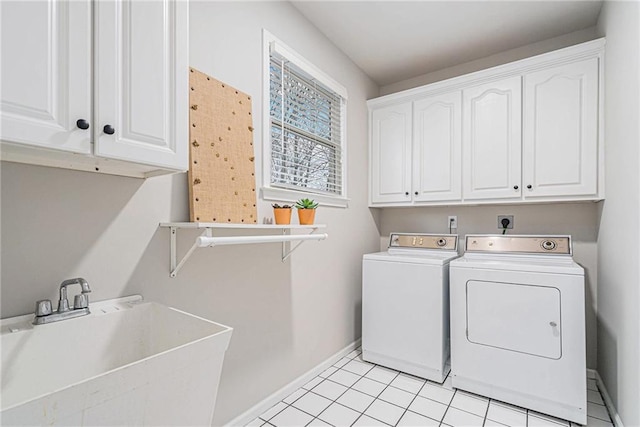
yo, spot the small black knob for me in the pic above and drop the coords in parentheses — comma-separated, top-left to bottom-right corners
(414, 191, 418, 195)
(527, 184, 532, 190)
(405, 192, 409, 196)
(103, 124, 115, 135)
(76, 119, 90, 130)
(513, 185, 519, 190)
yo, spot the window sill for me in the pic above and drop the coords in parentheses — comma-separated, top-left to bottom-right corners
(261, 186, 349, 208)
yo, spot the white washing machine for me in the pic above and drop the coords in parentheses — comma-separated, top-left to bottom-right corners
(362, 233, 459, 383)
(449, 235, 586, 424)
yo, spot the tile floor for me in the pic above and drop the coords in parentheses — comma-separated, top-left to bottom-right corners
(247, 347, 614, 427)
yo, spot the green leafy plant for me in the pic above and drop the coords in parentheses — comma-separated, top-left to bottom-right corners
(295, 198, 318, 209)
(272, 203, 292, 209)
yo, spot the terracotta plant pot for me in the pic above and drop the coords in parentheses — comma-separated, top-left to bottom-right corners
(297, 208, 316, 225)
(273, 208, 292, 225)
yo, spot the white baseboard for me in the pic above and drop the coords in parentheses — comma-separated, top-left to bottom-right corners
(589, 369, 624, 427)
(224, 339, 361, 427)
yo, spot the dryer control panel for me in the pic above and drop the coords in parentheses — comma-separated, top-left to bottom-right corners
(389, 233, 457, 250)
(465, 235, 571, 255)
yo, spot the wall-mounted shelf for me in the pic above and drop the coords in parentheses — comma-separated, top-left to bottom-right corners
(159, 223, 328, 277)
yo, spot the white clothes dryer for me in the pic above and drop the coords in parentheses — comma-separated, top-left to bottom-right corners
(449, 235, 586, 424)
(362, 233, 459, 383)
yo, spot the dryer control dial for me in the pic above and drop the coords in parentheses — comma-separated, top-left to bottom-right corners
(541, 240, 557, 251)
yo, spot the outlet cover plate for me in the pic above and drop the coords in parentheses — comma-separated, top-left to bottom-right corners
(498, 215, 514, 229)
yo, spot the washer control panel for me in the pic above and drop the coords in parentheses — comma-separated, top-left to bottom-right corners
(389, 233, 457, 250)
(465, 235, 571, 255)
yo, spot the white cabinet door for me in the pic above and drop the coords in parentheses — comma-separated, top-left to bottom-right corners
(523, 58, 599, 198)
(463, 76, 522, 201)
(0, 0, 92, 153)
(371, 103, 412, 204)
(413, 92, 462, 202)
(94, 0, 188, 170)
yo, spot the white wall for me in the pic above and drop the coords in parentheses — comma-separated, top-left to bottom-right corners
(596, 1, 640, 425)
(378, 203, 600, 369)
(0, 2, 379, 425)
(380, 27, 600, 95)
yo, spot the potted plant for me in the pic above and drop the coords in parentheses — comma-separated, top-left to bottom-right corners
(272, 203, 293, 225)
(295, 198, 318, 225)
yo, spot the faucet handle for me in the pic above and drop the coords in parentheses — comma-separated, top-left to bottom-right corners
(35, 300, 53, 317)
(74, 294, 89, 309)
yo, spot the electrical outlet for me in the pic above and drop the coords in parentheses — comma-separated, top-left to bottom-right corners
(448, 216, 458, 229)
(497, 215, 514, 229)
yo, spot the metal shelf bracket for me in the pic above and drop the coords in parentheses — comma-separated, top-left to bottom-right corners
(163, 223, 327, 278)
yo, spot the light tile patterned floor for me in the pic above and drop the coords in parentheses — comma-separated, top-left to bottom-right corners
(247, 347, 614, 427)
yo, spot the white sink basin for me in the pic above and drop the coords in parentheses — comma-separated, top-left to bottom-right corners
(1, 295, 232, 426)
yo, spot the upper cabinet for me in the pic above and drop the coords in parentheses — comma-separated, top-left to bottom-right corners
(0, 0, 189, 178)
(413, 91, 462, 202)
(368, 38, 604, 207)
(462, 76, 522, 201)
(370, 103, 412, 204)
(0, 1, 92, 154)
(522, 58, 599, 198)
(94, 0, 188, 170)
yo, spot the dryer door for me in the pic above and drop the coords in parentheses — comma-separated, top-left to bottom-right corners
(466, 280, 561, 359)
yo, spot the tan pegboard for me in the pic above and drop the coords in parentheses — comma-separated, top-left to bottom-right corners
(188, 68, 257, 223)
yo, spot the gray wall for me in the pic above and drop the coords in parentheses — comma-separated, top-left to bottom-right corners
(0, 2, 379, 425)
(596, 1, 640, 425)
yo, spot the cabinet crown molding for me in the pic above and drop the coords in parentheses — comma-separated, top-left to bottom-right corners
(368, 38, 605, 108)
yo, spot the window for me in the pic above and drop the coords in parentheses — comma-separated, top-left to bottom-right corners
(263, 32, 348, 206)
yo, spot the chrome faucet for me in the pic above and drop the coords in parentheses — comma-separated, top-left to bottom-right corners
(33, 278, 92, 325)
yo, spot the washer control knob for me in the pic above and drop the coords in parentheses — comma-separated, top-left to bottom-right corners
(436, 238, 447, 247)
(541, 240, 557, 251)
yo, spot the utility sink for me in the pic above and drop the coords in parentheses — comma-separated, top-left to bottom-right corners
(1, 295, 232, 426)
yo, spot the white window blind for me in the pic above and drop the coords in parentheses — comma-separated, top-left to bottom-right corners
(269, 48, 345, 196)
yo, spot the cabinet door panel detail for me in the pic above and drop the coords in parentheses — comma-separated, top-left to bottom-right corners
(413, 92, 461, 201)
(371, 104, 412, 203)
(463, 77, 522, 201)
(95, 0, 188, 170)
(0, 0, 91, 153)
(523, 58, 598, 197)
(125, 1, 167, 144)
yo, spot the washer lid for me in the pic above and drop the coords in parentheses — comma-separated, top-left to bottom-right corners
(364, 250, 459, 265)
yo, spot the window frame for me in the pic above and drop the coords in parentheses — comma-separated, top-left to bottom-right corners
(261, 29, 349, 208)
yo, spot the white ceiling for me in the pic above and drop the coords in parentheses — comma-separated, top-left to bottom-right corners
(291, 0, 603, 86)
